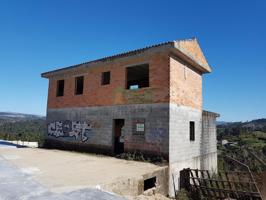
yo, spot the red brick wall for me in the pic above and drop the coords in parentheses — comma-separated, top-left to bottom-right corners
(46, 50, 203, 110)
(47, 52, 170, 109)
(176, 39, 208, 66)
(169, 56, 202, 110)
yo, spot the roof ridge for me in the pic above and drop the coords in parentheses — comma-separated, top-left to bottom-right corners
(41, 41, 174, 77)
(174, 37, 196, 42)
(41, 38, 211, 78)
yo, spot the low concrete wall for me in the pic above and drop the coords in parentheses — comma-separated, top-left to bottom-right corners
(7, 141, 38, 148)
(102, 166, 169, 197)
(142, 166, 169, 196)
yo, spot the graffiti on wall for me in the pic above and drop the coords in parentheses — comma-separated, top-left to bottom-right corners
(47, 120, 93, 142)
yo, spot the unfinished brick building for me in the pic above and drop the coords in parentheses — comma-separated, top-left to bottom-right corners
(41, 38, 219, 196)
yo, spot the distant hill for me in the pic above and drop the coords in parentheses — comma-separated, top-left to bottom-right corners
(241, 119, 266, 129)
(216, 121, 228, 125)
(218, 119, 266, 130)
(0, 112, 45, 125)
(217, 118, 266, 138)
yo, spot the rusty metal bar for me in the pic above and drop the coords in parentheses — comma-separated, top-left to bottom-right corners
(202, 170, 214, 198)
(206, 170, 217, 197)
(194, 169, 206, 197)
(225, 155, 263, 199)
(190, 177, 257, 186)
(196, 185, 261, 198)
(218, 172, 228, 198)
(186, 166, 262, 199)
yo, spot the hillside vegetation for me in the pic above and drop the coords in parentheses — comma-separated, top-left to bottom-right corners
(217, 118, 266, 151)
(0, 112, 46, 146)
(217, 118, 266, 137)
(217, 118, 266, 172)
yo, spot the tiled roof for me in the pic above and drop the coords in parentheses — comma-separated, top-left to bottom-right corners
(41, 38, 211, 78)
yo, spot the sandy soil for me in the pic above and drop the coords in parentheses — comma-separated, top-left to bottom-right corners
(129, 194, 171, 200)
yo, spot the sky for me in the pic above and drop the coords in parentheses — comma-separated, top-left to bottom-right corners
(0, 0, 265, 121)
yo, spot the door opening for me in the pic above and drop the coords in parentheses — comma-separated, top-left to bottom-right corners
(113, 119, 125, 155)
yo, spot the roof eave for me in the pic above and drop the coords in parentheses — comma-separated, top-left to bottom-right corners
(203, 110, 220, 118)
(41, 73, 49, 78)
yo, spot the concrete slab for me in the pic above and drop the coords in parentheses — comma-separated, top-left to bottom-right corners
(0, 155, 123, 200)
(0, 148, 167, 199)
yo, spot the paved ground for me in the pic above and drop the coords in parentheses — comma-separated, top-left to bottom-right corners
(0, 156, 124, 200)
(0, 141, 163, 200)
(0, 141, 125, 200)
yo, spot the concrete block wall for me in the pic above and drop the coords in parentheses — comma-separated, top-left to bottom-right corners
(168, 104, 202, 196)
(168, 106, 218, 197)
(169, 105, 203, 163)
(46, 103, 169, 158)
(201, 111, 218, 172)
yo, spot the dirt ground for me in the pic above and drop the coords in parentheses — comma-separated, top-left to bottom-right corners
(0, 148, 166, 198)
(129, 194, 171, 200)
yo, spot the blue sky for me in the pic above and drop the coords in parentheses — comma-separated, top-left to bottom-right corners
(0, 0, 265, 121)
